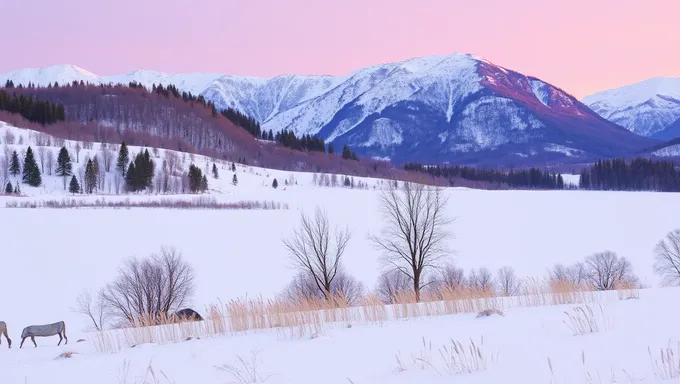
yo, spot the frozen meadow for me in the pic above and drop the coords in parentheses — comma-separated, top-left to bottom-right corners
(0, 122, 680, 383)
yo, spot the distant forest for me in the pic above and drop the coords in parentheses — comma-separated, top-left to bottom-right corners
(404, 163, 566, 190)
(579, 158, 680, 192)
(0, 89, 66, 125)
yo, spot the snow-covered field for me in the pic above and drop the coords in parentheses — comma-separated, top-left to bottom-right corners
(1, 121, 679, 383)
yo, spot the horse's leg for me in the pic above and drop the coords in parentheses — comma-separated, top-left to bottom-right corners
(63, 330, 68, 345)
(20, 337, 26, 348)
(3, 328, 10, 349)
(31, 336, 37, 347)
(57, 333, 62, 346)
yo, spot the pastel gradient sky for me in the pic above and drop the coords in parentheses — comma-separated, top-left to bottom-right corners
(2, 0, 679, 98)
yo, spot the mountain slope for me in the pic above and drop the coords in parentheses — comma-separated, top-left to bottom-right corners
(581, 77, 680, 137)
(1, 57, 657, 166)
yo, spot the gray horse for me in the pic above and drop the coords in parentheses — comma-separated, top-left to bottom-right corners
(0, 321, 11, 348)
(20, 321, 67, 348)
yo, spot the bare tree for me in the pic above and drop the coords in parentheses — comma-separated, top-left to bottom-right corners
(428, 263, 466, 294)
(585, 250, 637, 291)
(37, 146, 46, 174)
(45, 148, 54, 175)
(370, 181, 453, 302)
(551, 262, 588, 285)
(496, 266, 520, 296)
(653, 229, 680, 286)
(468, 267, 494, 293)
(101, 143, 114, 172)
(73, 289, 109, 331)
(100, 247, 195, 325)
(74, 141, 82, 163)
(375, 270, 411, 303)
(3, 130, 15, 145)
(284, 269, 364, 305)
(282, 206, 351, 301)
(0, 156, 8, 188)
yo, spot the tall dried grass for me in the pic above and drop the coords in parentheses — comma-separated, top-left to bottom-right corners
(397, 336, 497, 376)
(562, 305, 612, 336)
(90, 277, 634, 353)
(649, 340, 680, 380)
(5, 197, 288, 210)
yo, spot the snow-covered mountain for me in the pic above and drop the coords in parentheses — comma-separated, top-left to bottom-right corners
(581, 77, 680, 138)
(1, 56, 656, 166)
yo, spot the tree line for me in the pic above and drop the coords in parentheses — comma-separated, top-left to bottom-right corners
(404, 162, 565, 189)
(0, 90, 66, 125)
(578, 157, 680, 192)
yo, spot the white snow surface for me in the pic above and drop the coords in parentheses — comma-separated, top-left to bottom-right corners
(1, 121, 679, 383)
(582, 77, 680, 136)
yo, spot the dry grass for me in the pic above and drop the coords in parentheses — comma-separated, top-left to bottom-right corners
(396, 336, 497, 376)
(5, 197, 288, 210)
(90, 277, 633, 353)
(117, 359, 174, 384)
(476, 309, 504, 318)
(216, 350, 274, 383)
(649, 340, 680, 380)
(562, 305, 612, 336)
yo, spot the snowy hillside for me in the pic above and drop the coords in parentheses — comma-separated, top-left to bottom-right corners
(1, 121, 680, 383)
(1, 55, 654, 166)
(582, 77, 680, 137)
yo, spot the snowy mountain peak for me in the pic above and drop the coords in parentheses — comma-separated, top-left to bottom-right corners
(581, 77, 680, 137)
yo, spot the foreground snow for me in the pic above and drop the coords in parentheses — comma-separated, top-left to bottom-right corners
(1, 288, 679, 383)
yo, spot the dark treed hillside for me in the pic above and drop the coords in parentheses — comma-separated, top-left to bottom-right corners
(0, 89, 66, 125)
(404, 162, 565, 189)
(579, 157, 680, 192)
(0, 83, 443, 185)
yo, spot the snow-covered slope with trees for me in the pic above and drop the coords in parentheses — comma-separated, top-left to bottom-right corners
(0, 121, 679, 383)
(582, 77, 680, 138)
(1, 56, 656, 167)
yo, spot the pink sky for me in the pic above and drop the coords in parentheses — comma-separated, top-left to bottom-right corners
(2, 0, 679, 98)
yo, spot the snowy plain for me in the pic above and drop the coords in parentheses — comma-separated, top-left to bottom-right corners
(0, 121, 680, 383)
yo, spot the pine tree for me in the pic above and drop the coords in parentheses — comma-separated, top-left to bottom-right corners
(9, 151, 20, 176)
(69, 175, 80, 195)
(125, 162, 137, 192)
(116, 141, 130, 176)
(93, 155, 101, 188)
(55, 146, 73, 190)
(232, 173, 238, 186)
(14, 183, 20, 194)
(344, 176, 350, 187)
(201, 175, 208, 192)
(22, 147, 41, 187)
(85, 159, 97, 193)
(231, 162, 236, 172)
(212, 163, 219, 179)
(5, 181, 12, 194)
(188, 164, 203, 193)
(272, 178, 278, 189)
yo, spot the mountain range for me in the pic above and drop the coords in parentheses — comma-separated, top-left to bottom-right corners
(2, 55, 678, 167)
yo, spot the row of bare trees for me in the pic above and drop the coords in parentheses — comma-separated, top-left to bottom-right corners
(282, 181, 453, 303)
(281, 180, 680, 306)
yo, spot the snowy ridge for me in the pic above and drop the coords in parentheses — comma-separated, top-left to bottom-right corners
(582, 77, 680, 137)
(0, 55, 654, 166)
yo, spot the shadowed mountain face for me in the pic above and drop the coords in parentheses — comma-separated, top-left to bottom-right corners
(1, 55, 657, 166)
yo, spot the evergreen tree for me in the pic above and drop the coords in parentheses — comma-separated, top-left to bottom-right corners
(232, 173, 238, 186)
(125, 162, 137, 192)
(201, 175, 208, 192)
(14, 183, 20, 194)
(344, 176, 350, 187)
(116, 141, 129, 176)
(188, 164, 203, 193)
(5, 181, 12, 194)
(272, 178, 278, 189)
(9, 151, 20, 176)
(56, 147, 72, 176)
(93, 155, 101, 187)
(212, 163, 219, 179)
(328, 143, 334, 155)
(22, 147, 41, 187)
(69, 175, 80, 195)
(85, 159, 97, 193)
(55, 146, 73, 190)
(231, 162, 236, 172)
